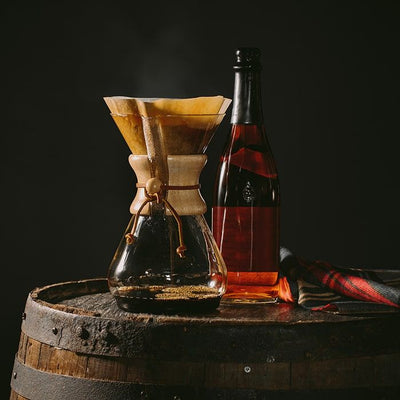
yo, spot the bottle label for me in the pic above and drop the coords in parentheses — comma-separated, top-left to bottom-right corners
(225, 148, 278, 178)
(212, 206, 279, 272)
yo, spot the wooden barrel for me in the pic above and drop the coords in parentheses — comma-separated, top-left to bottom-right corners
(10, 278, 400, 400)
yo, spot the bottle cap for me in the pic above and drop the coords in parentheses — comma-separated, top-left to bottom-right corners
(234, 47, 262, 70)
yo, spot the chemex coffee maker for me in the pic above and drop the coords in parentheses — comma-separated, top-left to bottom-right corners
(104, 96, 231, 313)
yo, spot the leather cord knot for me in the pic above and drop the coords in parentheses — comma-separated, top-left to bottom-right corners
(125, 178, 199, 258)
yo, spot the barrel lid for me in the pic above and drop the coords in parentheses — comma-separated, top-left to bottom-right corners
(19, 278, 400, 361)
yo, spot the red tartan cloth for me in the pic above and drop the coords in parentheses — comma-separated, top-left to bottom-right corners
(278, 247, 400, 314)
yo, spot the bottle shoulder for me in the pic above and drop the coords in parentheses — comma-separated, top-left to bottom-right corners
(224, 124, 271, 150)
(219, 123, 278, 175)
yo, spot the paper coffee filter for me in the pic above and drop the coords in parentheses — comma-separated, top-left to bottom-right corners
(135, 96, 231, 116)
(111, 113, 147, 154)
(104, 96, 231, 116)
(103, 96, 139, 115)
(103, 96, 231, 154)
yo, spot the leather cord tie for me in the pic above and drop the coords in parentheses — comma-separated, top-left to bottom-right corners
(125, 178, 200, 258)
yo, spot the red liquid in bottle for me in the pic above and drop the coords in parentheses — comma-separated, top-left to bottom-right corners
(213, 126, 280, 302)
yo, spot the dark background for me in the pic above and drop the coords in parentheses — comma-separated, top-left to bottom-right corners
(1, 0, 399, 396)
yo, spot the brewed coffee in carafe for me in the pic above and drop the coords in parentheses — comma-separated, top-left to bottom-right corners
(104, 96, 231, 313)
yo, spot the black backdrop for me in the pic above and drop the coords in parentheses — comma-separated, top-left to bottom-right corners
(2, 0, 399, 396)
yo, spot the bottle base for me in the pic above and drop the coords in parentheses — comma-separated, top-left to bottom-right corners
(222, 287, 278, 304)
(222, 271, 279, 304)
(221, 296, 278, 304)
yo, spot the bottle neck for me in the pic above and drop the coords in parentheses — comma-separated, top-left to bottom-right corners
(230, 68, 264, 125)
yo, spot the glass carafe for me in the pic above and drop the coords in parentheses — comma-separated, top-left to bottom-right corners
(105, 110, 228, 313)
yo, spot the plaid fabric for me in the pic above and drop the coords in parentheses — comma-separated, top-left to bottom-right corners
(279, 247, 400, 314)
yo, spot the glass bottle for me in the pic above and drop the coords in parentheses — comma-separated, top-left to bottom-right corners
(212, 48, 280, 302)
